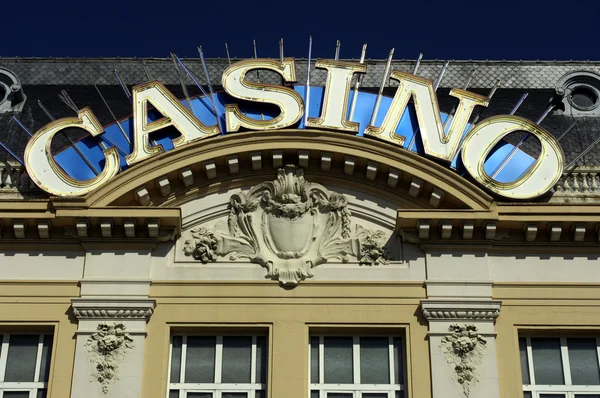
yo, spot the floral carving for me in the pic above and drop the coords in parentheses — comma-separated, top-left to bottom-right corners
(86, 322, 134, 394)
(182, 166, 391, 286)
(440, 323, 487, 397)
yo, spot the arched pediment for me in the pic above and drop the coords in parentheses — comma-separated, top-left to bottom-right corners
(76, 129, 494, 211)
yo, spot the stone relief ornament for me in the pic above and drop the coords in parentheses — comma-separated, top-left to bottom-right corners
(441, 323, 487, 397)
(183, 165, 390, 286)
(85, 322, 134, 394)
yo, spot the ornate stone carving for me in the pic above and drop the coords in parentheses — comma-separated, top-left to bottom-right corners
(422, 309, 500, 321)
(73, 308, 154, 319)
(441, 324, 487, 397)
(86, 322, 134, 394)
(183, 166, 390, 286)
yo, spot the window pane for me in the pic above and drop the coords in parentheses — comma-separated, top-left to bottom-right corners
(531, 338, 564, 385)
(187, 394, 212, 398)
(311, 336, 319, 383)
(256, 391, 266, 398)
(256, 336, 267, 384)
(324, 336, 353, 384)
(39, 334, 53, 383)
(395, 392, 403, 398)
(222, 336, 252, 383)
(519, 338, 530, 384)
(568, 338, 600, 385)
(37, 390, 48, 398)
(169, 390, 180, 398)
(363, 394, 388, 398)
(5, 334, 39, 382)
(360, 337, 390, 384)
(3, 393, 30, 398)
(539, 395, 566, 398)
(327, 394, 352, 398)
(523, 392, 532, 398)
(170, 336, 183, 383)
(394, 337, 404, 385)
(185, 336, 216, 383)
(222, 394, 247, 398)
(575, 395, 600, 398)
(311, 391, 319, 398)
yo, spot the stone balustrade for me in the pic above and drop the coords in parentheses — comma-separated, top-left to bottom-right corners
(553, 167, 600, 196)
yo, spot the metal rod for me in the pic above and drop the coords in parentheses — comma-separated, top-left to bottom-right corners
(565, 135, 600, 170)
(442, 69, 477, 131)
(0, 139, 24, 166)
(369, 48, 394, 126)
(509, 92, 529, 115)
(413, 53, 423, 75)
(304, 35, 313, 126)
(198, 46, 225, 128)
(433, 61, 450, 91)
(37, 100, 99, 175)
(348, 43, 368, 121)
(11, 116, 32, 137)
(225, 43, 231, 65)
(113, 69, 132, 104)
(470, 80, 502, 126)
(279, 38, 284, 62)
(142, 61, 152, 81)
(335, 40, 341, 61)
(174, 54, 220, 120)
(490, 102, 556, 178)
(253, 39, 260, 83)
(170, 53, 193, 110)
(557, 120, 577, 142)
(58, 89, 79, 113)
(92, 82, 131, 145)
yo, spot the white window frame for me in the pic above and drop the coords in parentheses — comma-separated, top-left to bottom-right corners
(309, 334, 406, 398)
(521, 336, 600, 398)
(0, 333, 51, 398)
(167, 334, 267, 398)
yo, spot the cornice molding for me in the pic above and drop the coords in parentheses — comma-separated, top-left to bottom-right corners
(421, 300, 501, 321)
(71, 298, 156, 320)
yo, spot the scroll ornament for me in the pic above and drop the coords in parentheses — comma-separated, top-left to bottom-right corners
(441, 323, 487, 397)
(183, 166, 391, 286)
(86, 322, 134, 394)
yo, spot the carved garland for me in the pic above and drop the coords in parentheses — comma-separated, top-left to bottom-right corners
(183, 166, 391, 286)
(86, 322, 134, 394)
(440, 323, 487, 397)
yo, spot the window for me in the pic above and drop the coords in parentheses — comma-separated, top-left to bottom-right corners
(168, 334, 268, 398)
(0, 333, 53, 398)
(520, 336, 600, 398)
(309, 335, 405, 398)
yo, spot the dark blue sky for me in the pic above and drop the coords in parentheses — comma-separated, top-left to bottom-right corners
(2, 0, 598, 60)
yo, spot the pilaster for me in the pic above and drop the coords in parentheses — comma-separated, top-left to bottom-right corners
(421, 281, 501, 398)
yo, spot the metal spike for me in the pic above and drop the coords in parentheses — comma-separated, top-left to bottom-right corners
(0, 139, 24, 165)
(170, 53, 193, 110)
(225, 43, 231, 65)
(113, 69, 132, 103)
(198, 47, 225, 129)
(565, 134, 600, 170)
(11, 116, 32, 137)
(510, 92, 529, 115)
(433, 61, 450, 91)
(335, 40, 341, 61)
(37, 100, 55, 121)
(413, 53, 424, 75)
(557, 120, 577, 142)
(463, 69, 476, 90)
(304, 35, 313, 126)
(369, 48, 394, 126)
(279, 38, 284, 62)
(443, 69, 478, 131)
(58, 89, 79, 113)
(142, 61, 152, 81)
(349, 43, 368, 121)
(92, 82, 131, 145)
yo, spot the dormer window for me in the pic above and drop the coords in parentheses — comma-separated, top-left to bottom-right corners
(556, 71, 600, 116)
(0, 67, 26, 113)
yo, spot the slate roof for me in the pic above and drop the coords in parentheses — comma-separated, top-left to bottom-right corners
(0, 58, 599, 166)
